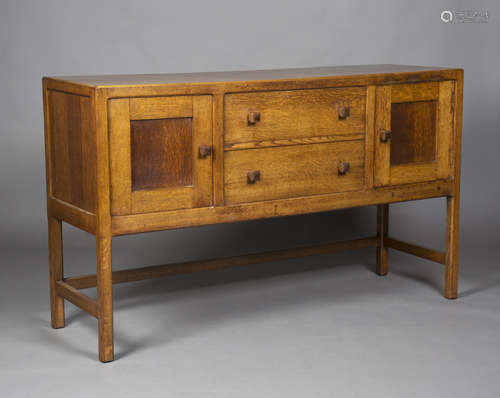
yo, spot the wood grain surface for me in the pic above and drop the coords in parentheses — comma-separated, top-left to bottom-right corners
(224, 87, 365, 148)
(48, 65, 455, 87)
(390, 101, 437, 165)
(131, 118, 193, 191)
(224, 140, 365, 204)
(42, 66, 464, 362)
(47, 90, 96, 212)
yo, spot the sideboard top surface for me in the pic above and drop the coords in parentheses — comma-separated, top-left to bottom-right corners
(45, 64, 461, 88)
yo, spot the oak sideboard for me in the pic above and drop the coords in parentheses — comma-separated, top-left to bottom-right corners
(42, 65, 463, 362)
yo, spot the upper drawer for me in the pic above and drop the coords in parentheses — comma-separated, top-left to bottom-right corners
(224, 87, 366, 149)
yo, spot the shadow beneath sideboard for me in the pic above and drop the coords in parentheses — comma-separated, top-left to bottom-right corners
(54, 246, 500, 360)
(458, 277, 500, 298)
(109, 249, 382, 358)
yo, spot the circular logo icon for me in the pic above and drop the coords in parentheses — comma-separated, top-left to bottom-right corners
(441, 10, 453, 23)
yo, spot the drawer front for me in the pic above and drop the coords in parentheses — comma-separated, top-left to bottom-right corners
(224, 140, 365, 205)
(224, 87, 366, 149)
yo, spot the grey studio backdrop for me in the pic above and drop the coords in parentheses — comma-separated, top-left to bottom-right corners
(1, 0, 500, 395)
(2, 0, 499, 255)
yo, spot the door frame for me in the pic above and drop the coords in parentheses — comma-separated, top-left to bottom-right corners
(108, 95, 213, 215)
(374, 81, 454, 187)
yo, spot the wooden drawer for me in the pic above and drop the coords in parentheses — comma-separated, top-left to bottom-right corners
(224, 87, 366, 149)
(224, 140, 365, 204)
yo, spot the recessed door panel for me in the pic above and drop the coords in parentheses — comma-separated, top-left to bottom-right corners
(390, 100, 437, 166)
(130, 118, 194, 191)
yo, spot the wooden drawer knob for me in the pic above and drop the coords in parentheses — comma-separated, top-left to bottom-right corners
(338, 105, 350, 119)
(198, 145, 212, 158)
(247, 170, 261, 184)
(379, 130, 392, 143)
(247, 111, 261, 125)
(337, 161, 350, 175)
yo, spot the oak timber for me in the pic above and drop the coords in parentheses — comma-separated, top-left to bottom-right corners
(42, 65, 464, 362)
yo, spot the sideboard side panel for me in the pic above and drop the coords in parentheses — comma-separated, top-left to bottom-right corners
(45, 89, 97, 213)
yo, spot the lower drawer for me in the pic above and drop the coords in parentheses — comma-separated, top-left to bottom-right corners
(224, 140, 365, 204)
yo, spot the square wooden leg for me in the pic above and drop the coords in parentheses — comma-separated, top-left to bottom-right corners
(376, 204, 389, 276)
(48, 217, 65, 328)
(445, 196, 459, 299)
(97, 236, 114, 362)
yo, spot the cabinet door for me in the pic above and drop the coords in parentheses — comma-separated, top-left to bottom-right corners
(374, 81, 454, 187)
(109, 95, 212, 215)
